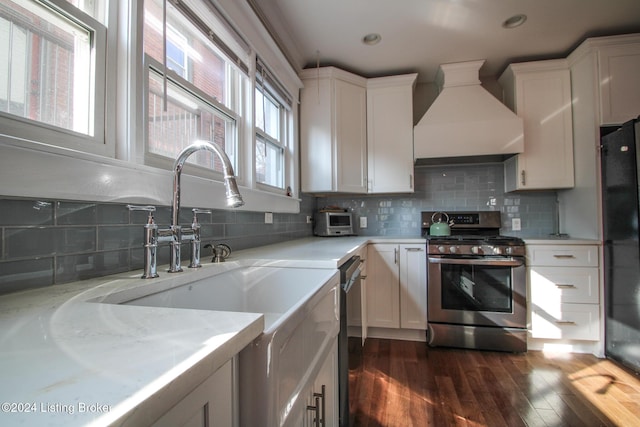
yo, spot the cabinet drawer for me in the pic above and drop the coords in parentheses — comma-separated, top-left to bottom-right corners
(528, 267, 599, 304)
(531, 303, 600, 341)
(526, 245, 599, 267)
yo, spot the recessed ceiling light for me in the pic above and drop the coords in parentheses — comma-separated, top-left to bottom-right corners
(502, 14, 527, 29)
(362, 33, 382, 45)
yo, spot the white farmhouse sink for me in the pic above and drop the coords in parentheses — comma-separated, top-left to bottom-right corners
(95, 263, 341, 426)
(111, 266, 338, 332)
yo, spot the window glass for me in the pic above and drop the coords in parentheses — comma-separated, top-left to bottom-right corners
(0, 0, 94, 135)
(147, 68, 237, 171)
(64, 0, 107, 24)
(143, 0, 243, 174)
(255, 88, 280, 140)
(255, 83, 285, 189)
(144, 0, 232, 109)
(256, 134, 284, 188)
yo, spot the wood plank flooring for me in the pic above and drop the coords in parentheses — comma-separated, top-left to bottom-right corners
(348, 338, 640, 427)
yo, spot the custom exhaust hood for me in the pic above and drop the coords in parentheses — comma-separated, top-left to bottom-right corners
(414, 60, 523, 165)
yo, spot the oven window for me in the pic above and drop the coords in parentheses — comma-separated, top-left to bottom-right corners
(440, 264, 513, 313)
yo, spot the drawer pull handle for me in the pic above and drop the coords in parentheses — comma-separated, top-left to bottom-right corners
(556, 284, 576, 289)
(555, 320, 577, 325)
(553, 254, 576, 259)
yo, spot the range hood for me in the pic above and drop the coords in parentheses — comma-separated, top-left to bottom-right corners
(414, 60, 523, 164)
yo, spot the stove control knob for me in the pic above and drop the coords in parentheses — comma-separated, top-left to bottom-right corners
(449, 246, 458, 254)
(438, 246, 446, 254)
(492, 246, 503, 255)
(505, 247, 513, 255)
(470, 246, 483, 255)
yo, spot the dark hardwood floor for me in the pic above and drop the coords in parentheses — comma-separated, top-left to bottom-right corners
(348, 338, 640, 427)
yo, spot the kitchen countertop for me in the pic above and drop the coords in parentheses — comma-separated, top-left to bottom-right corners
(236, 235, 426, 268)
(0, 265, 267, 427)
(0, 235, 424, 426)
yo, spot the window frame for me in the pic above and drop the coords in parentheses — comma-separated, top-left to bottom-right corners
(0, 0, 113, 157)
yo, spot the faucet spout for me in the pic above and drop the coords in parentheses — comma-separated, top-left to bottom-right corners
(166, 140, 244, 273)
(170, 140, 244, 228)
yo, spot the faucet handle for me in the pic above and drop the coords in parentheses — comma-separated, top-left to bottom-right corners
(191, 208, 212, 223)
(127, 205, 156, 223)
(127, 204, 156, 212)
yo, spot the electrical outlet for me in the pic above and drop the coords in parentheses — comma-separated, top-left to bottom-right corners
(512, 218, 521, 231)
(360, 216, 368, 228)
(265, 212, 273, 224)
(306, 215, 312, 224)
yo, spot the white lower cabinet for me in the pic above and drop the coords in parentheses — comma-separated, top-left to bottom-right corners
(284, 339, 338, 427)
(527, 243, 601, 342)
(153, 358, 235, 427)
(366, 243, 427, 331)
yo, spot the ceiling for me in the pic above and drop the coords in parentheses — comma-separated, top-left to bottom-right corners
(250, 0, 640, 83)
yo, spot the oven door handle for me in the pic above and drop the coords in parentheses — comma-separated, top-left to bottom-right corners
(428, 256, 525, 267)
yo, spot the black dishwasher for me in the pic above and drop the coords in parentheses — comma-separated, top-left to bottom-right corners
(338, 255, 361, 427)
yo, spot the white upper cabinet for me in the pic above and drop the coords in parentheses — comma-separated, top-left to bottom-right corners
(499, 59, 575, 191)
(300, 67, 418, 194)
(366, 74, 417, 193)
(300, 67, 368, 193)
(597, 38, 640, 125)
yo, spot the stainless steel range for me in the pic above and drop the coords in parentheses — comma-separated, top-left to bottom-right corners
(422, 211, 527, 352)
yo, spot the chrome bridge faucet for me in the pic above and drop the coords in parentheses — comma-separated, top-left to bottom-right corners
(128, 140, 244, 278)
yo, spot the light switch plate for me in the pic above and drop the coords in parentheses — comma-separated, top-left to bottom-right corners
(360, 216, 367, 228)
(265, 212, 273, 224)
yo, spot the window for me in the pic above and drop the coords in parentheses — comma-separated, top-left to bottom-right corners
(255, 85, 285, 188)
(255, 59, 292, 190)
(0, 0, 108, 152)
(143, 0, 248, 175)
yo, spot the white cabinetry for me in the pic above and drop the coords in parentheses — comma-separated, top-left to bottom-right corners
(299, 67, 367, 193)
(527, 243, 601, 345)
(300, 67, 418, 195)
(153, 358, 235, 427)
(366, 74, 417, 193)
(366, 243, 427, 336)
(499, 60, 574, 191)
(301, 340, 338, 427)
(597, 39, 640, 125)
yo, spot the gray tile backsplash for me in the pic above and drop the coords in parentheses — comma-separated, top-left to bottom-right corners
(0, 196, 316, 294)
(0, 163, 557, 295)
(318, 163, 558, 238)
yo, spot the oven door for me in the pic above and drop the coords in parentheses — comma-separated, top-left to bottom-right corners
(427, 255, 526, 328)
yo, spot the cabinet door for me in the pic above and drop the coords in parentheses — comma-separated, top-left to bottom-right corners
(153, 359, 234, 427)
(399, 244, 428, 329)
(335, 79, 368, 193)
(598, 42, 640, 125)
(531, 303, 600, 340)
(366, 244, 400, 328)
(367, 76, 416, 193)
(507, 68, 574, 190)
(300, 77, 333, 192)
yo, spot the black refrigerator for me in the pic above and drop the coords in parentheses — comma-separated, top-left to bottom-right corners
(601, 117, 640, 374)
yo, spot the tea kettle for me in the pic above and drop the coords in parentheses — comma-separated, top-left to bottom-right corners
(430, 212, 453, 236)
